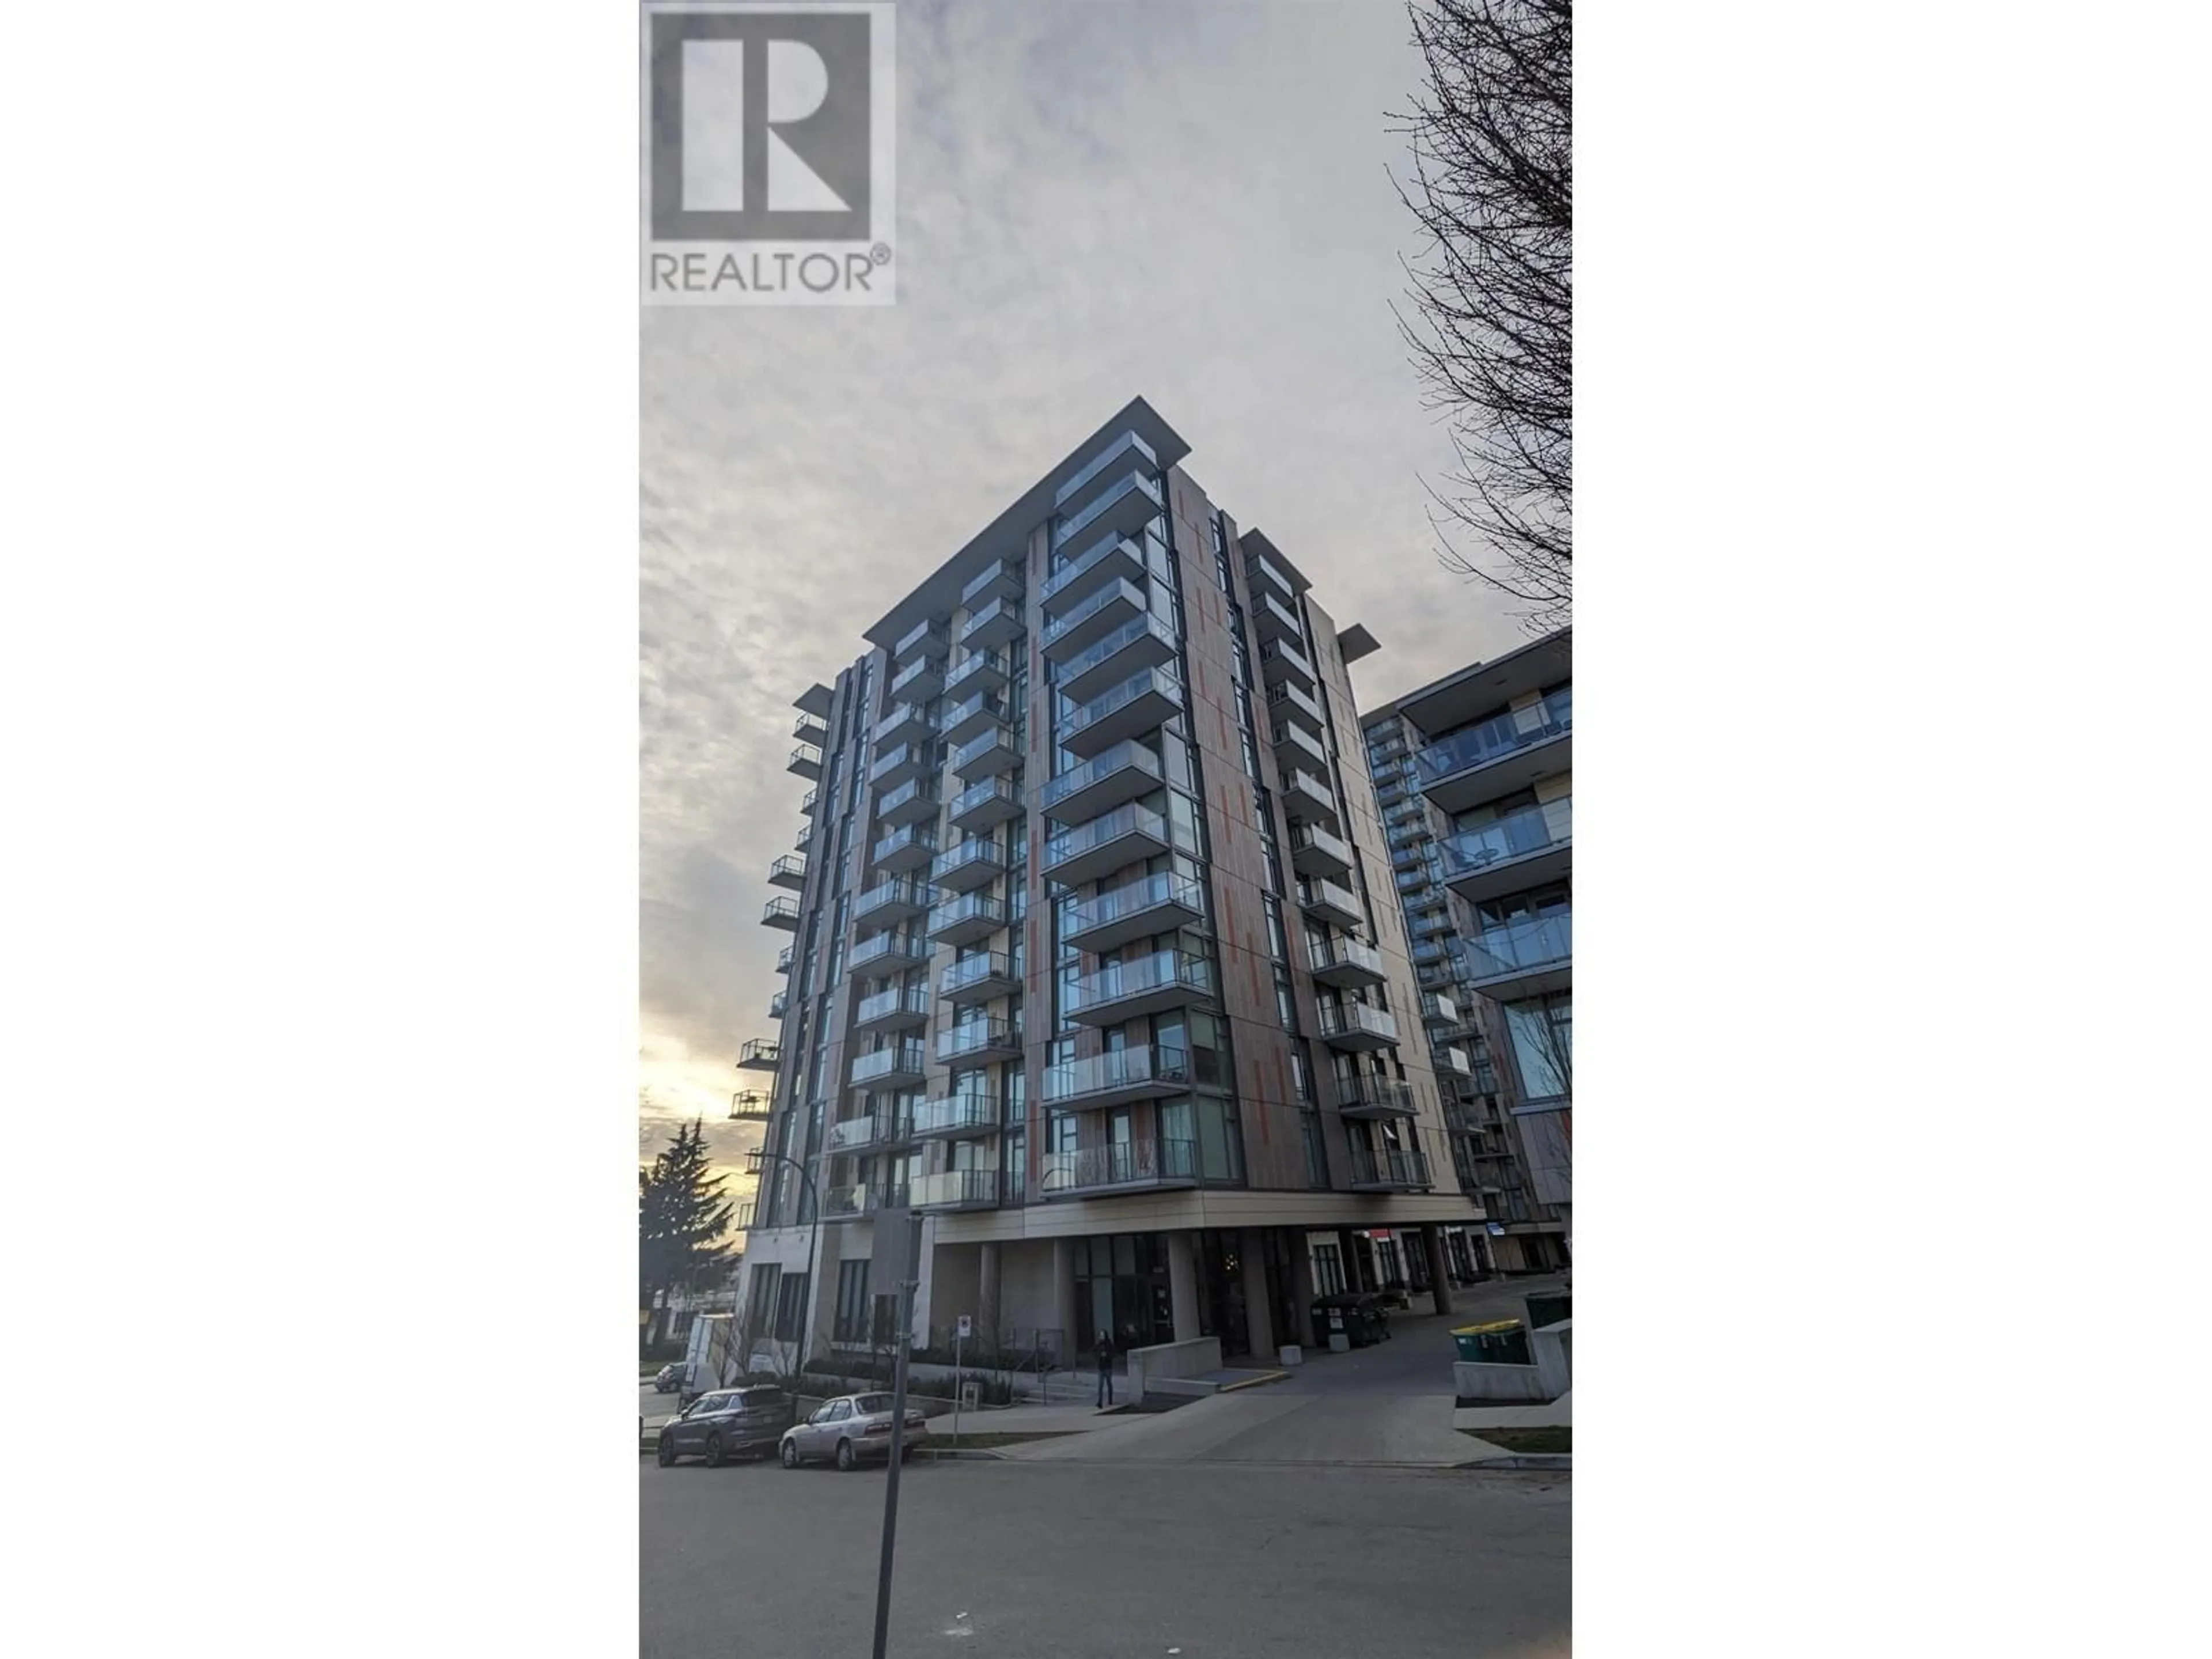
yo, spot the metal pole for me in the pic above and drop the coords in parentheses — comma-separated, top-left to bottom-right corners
(870, 1275, 918, 1659)
(952, 1323, 963, 1444)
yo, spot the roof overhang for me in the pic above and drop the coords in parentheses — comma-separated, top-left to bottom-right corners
(865, 397, 1190, 652)
(1361, 627, 1571, 733)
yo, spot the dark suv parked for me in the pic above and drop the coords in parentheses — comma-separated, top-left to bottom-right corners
(656, 1385, 797, 1467)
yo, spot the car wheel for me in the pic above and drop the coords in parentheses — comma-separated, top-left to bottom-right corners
(780, 1438, 800, 1469)
(835, 1438, 856, 1472)
(656, 1432, 676, 1468)
(704, 1432, 726, 1468)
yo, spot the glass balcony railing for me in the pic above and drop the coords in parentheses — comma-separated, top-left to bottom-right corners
(1308, 936, 1384, 979)
(940, 951, 1016, 998)
(1041, 1137, 1196, 1194)
(849, 930, 929, 971)
(1065, 871, 1205, 941)
(945, 650, 1009, 696)
(889, 654, 943, 699)
(1040, 576, 1145, 654)
(871, 703, 934, 745)
(1463, 912, 1573, 981)
(893, 619, 950, 662)
(1054, 430, 1158, 509)
(1054, 611, 1177, 690)
(874, 777, 939, 820)
(950, 776, 1022, 823)
(928, 892, 1007, 937)
(1336, 1076, 1421, 1116)
(930, 839, 1005, 884)
(855, 986, 931, 1027)
(1440, 797, 1573, 877)
(1052, 469, 1162, 547)
(760, 896, 802, 927)
(912, 1093, 1001, 1137)
(1349, 1144, 1433, 1190)
(1042, 801, 1170, 875)
(1066, 950, 1213, 1017)
(1317, 1002, 1400, 1044)
(1038, 741, 1162, 816)
(1289, 823, 1353, 868)
(870, 825, 938, 865)
(951, 725, 1017, 774)
(910, 1168, 1000, 1211)
(936, 1017, 1021, 1062)
(1414, 693, 1573, 786)
(849, 1041, 927, 1086)
(1060, 666, 1182, 744)
(1041, 532, 1146, 609)
(1040, 1044, 1193, 1105)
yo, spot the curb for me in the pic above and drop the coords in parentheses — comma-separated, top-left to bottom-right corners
(1457, 1453, 1571, 1471)
(1216, 1370, 1289, 1395)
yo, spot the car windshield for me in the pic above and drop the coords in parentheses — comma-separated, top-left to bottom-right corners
(854, 1394, 893, 1414)
(694, 1394, 730, 1414)
(736, 1389, 783, 1407)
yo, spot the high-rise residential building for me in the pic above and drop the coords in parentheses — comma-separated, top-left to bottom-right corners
(1359, 630, 1571, 1272)
(733, 397, 1487, 1374)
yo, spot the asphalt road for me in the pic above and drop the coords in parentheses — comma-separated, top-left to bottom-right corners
(641, 1456, 1569, 1658)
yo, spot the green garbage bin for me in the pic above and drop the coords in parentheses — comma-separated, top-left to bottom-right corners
(1452, 1319, 1531, 1365)
(1525, 1292, 1571, 1330)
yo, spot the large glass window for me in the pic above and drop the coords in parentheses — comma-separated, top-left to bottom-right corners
(1505, 994, 1573, 1101)
(773, 1271, 810, 1343)
(834, 1260, 873, 1343)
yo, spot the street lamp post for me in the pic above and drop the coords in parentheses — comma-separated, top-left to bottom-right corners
(744, 1145, 822, 1380)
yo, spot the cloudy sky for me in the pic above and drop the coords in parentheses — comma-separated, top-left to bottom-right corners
(640, 0, 1527, 1194)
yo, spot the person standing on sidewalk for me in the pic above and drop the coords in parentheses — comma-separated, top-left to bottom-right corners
(1094, 1330, 1115, 1408)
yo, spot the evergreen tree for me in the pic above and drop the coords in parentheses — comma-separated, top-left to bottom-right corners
(639, 1118, 736, 1350)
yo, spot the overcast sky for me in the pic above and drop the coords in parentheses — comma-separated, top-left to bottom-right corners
(639, 0, 1525, 1188)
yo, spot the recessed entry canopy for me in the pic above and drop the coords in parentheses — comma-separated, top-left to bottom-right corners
(865, 396, 1191, 654)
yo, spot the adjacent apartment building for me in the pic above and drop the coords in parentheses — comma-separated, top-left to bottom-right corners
(1359, 630, 1571, 1272)
(733, 397, 1486, 1374)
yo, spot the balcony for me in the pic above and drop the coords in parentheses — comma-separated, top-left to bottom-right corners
(1414, 693, 1572, 814)
(737, 1037, 781, 1070)
(849, 1040, 928, 1090)
(1040, 802, 1170, 888)
(1433, 1044, 1472, 1077)
(961, 555, 1024, 610)
(1462, 912, 1572, 999)
(912, 1092, 1001, 1141)
(1410, 907, 1452, 940)
(936, 1016, 1022, 1065)
(1307, 935, 1386, 987)
(940, 950, 1018, 1005)
(1059, 667, 1183, 759)
(949, 776, 1023, 833)
(768, 989, 787, 1020)
(893, 619, 950, 665)
(1038, 741, 1163, 825)
(911, 1168, 1001, 1213)
(1348, 1143, 1434, 1192)
(1041, 532, 1146, 617)
(1040, 575, 1146, 662)
(1259, 637, 1317, 692)
(1334, 1075, 1422, 1121)
(826, 1112, 908, 1154)
(870, 740, 938, 791)
(1297, 877, 1363, 930)
(869, 824, 938, 874)
(1385, 796, 1432, 838)
(1057, 612, 1179, 705)
(942, 691, 1009, 751)
(927, 891, 1007, 947)
(960, 594, 1025, 653)
(1280, 768, 1340, 830)
(874, 777, 941, 827)
(889, 651, 945, 703)
(1267, 680, 1324, 738)
(800, 786, 819, 817)
(1289, 823, 1354, 881)
(1244, 547, 1296, 603)
(767, 853, 808, 892)
(793, 713, 829, 749)
(1272, 720, 1329, 774)
(1052, 468, 1162, 550)
(760, 896, 802, 931)
(930, 838, 1007, 893)
(1055, 430, 1159, 513)
(774, 944, 793, 975)
(872, 701, 934, 747)
(1040, 1137, 1198, 1199)
(787, 744, 823, 781)
(1252, 589, 1303, 644)
(1421, 991, 1461, 1028)
(848, 930, 931, 974)
(1067, 949, 1214, 1025)
(1440, 797, 1573, 904)
(1064, 872, 1207, 955)
(1317, 1001, 1400, 1051)
(1041, 1044, 1194, 1111)
(821, 1183, 886, 1223)
(945, 649, 1010, 699)
(794, 681, 835, 721)
(852, 986, 931, 1036)
(854, 876, 935, 928)
(949, 720, 1021, 781)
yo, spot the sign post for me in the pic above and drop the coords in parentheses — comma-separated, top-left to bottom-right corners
(952, 1312, 971, 1442)
(870, 1210, 923, 1659)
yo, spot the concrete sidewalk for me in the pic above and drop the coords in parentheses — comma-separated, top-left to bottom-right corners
(1000, 1387, 1482, 1467)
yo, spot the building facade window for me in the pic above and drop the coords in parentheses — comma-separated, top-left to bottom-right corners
(834, 1259, 872, 1344)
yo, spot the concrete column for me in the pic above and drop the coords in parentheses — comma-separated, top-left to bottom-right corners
(1051, 1236, 1080, 1362)
(979, 1240, 1002, 1343)
(1287, 1234, 1318, 1349)
(1239, 1229, 1275, 1360)
(1336, 1228, 1365, 1293)
(1423, 1225, 1454, 1318)
(1166, 1230, 1200, 1341)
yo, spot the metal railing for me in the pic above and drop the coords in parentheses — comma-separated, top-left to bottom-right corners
(1440, 797, 1573, 876)
(1041, 1044, 1192, 1104)
(1066, 950, 1213, 1016)
(1414, 694, 1572, 784)
(1040, 1138, 1196, 1193)
(1349, 1145, 1432, 1188)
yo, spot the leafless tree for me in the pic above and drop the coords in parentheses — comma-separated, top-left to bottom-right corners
(1391, 0, 1572, 627)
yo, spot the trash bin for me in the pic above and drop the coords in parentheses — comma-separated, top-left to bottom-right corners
(1312, 1293, 1377, 1349)
(1524, 1291, 1571, 1330)
(1355, 1291, 1394, 1343)
(1452, 1319, 1532, 1365)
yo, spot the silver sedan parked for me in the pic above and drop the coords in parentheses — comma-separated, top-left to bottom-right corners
(778, 1392, 929, 1471)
